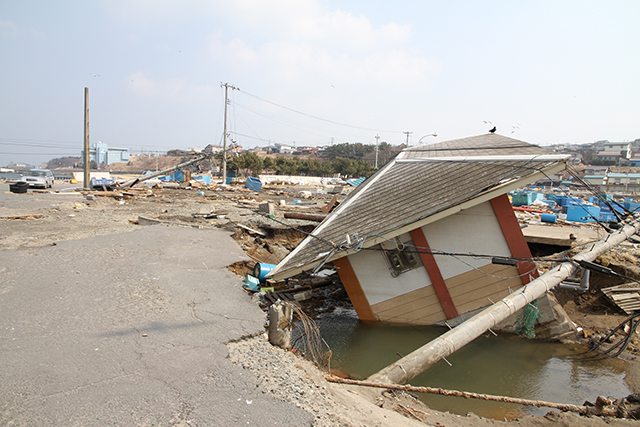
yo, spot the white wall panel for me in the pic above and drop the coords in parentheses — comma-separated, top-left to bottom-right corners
(348, 240, 432, 306)
(421, 201, 511, 280)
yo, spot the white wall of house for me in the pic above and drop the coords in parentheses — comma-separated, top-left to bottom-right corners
(348, 232, 432, 306)
(421, 201, 511, 280)
(346, 201, 512, 307)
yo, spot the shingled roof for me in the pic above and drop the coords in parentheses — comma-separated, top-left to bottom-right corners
(267, 134, 569, 280)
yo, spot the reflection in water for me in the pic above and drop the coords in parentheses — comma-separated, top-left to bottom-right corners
(313, 310, 630, 420)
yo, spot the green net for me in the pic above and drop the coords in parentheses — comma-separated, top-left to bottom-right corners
(515, 300, 539, 339)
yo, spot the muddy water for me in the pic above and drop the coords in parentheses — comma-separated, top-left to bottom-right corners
(314, 310, 630, 420)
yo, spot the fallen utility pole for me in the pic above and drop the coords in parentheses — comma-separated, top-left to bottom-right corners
(368, 215, 640, 385)
(113, 153, 213, 189)
(283, 212, 327, 222)
(325, 376, 618, 417)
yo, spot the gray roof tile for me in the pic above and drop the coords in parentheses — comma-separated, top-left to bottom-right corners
(268, 134, 565, 279)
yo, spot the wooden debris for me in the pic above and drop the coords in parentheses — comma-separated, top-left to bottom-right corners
(324, 376, 618, 417)
(602, 285, 640, 314)
(321, 194, 340, 214)
(0, 214, 44, 220)
(136, 216, 202, 228)
(236, 223, 265, 237)
(284, 212, 326, 222)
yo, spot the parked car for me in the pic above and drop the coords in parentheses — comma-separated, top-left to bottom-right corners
(22, 169, 55, 188)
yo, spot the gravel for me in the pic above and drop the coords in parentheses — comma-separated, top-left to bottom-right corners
(227, 335, 345, 427)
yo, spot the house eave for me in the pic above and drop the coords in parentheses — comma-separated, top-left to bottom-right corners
(268, 160, 568, 281)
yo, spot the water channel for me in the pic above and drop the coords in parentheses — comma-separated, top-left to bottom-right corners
(313, 309, 631, 420)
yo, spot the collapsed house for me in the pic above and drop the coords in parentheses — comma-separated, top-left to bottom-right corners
(267, 134, 570, 326)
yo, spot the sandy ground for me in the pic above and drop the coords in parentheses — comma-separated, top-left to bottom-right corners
(2, 182, 640, 426)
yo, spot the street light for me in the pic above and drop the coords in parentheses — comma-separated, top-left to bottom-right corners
(418, 133, 438, 145)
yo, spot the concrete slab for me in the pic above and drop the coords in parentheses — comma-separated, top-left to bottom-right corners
(0, 225, 313, 426)
(522, 223, 606, 246)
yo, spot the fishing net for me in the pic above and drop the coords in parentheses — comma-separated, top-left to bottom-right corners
(515, 300, 539, 339)
(288, 302, 332, 372)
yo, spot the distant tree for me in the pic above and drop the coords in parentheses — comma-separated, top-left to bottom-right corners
(262, 156, 274, 171)
(167, 149, 189, 156)
(239, 152, 263, 177)
(274, 157, 301, 175)
(582, 149, 594, 165)
(322, 142, 374, 160)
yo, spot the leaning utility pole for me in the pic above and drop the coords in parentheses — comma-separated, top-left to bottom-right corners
(368, 214, 640, 385)
(83, 87, 90, 190)
(220, 82, 238, 185)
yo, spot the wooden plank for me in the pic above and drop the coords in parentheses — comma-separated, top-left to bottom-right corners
(372, 285, 439, 313)
(371, 286, 446, 324)
(445, 264, 514, 290)
(451, 278, 522, 307)
(611, 293, 640, 301)
(446, 266, 519, 296)
(334, 257, 376, 322)
(410, 228, 458, 319)
(455, 288, 512, 314)
(374, 293, 444, 318)
(380, 308, 448, 325)
(236, 223, 265, 236)
(491, 194, 539, 283)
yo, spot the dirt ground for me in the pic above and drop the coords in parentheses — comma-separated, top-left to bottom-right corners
(3, 181, 640, 426)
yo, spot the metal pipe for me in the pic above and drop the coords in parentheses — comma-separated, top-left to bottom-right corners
(368, 215, 640, 385)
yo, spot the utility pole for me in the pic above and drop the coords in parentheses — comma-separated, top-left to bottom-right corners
(83, 87, 90, 190)
(375, 134, 380, 168)
(221, 82, 239, 185)
(403, 131, 412, 147)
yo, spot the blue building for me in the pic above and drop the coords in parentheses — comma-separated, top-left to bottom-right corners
(83, 142, 130, 166)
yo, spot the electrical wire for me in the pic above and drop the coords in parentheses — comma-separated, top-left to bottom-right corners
(236, 89, 405, 134)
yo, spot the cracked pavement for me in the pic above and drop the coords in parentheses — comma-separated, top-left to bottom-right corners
(0, 225, 313, 426)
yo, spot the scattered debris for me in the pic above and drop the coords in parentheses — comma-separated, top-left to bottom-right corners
(602, 284, 640, 314)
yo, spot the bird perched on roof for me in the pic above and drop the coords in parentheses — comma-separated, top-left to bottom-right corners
(489, 126, 496, 133)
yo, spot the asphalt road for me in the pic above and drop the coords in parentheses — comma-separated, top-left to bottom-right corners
(0, 214, 313, 425)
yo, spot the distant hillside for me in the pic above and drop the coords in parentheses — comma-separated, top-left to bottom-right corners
(107, 154, 186, 173)
(46, 154, 193, 174)
(47, 157, 81, 169)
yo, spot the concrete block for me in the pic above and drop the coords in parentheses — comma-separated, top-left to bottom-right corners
(259, 203, 275, 215)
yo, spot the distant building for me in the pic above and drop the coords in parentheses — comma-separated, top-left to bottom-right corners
(583, 165, 609, 176)
(595, 151, 626, 163)
(592, 139, 640, 162)
(7, 162, 31, 171)
(204, 144, 224, 154)
(83, 142, 130, 166)
(273, 143, 295, 154)
(605, 173, 640, 192)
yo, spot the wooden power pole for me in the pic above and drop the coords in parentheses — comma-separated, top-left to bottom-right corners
(374, 134, 380, 168)
(83, 87, 90, 190)
(403, 131, 412, 147)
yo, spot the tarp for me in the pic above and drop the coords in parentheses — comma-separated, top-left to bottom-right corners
(245, 176, 262, 192)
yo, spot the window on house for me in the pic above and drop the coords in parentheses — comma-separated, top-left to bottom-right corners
(615, 178, 621, 184)
(381, 237, 423, 277)
(630, 178, 637, 184)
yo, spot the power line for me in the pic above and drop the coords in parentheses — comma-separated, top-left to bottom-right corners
(237, 89, 405, 134)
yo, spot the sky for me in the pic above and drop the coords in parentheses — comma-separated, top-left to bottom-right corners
(1, 1, 639, 168)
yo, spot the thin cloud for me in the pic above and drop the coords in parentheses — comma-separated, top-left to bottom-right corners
(128, 72, 215, 104)
(0, 20, 46, 40)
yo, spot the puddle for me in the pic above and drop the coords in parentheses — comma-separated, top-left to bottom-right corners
(312, 310, 631, 420)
